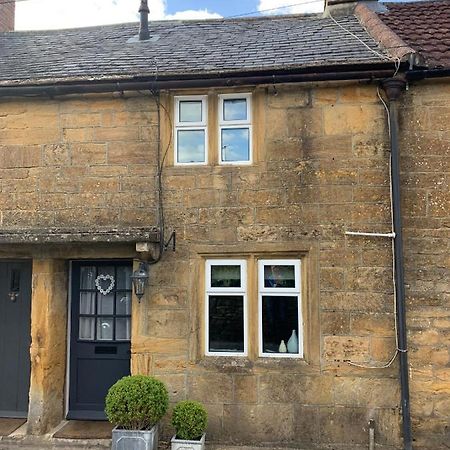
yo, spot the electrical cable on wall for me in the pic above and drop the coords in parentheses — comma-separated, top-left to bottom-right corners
(344, 87, 401, 370)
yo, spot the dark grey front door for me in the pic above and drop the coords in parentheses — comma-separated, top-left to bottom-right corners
(0, 261, 32, 418)
(68, 261, 132, 420)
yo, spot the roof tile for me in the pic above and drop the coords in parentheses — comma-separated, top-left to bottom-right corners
(377, 0, 450, 68)
(0, 13, 390, 86)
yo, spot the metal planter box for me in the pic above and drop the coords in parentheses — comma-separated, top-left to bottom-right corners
(171, 432, 206, 450)
(112, 424, 158, 450)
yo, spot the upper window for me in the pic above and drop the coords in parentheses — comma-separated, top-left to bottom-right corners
(219, 94, 252, 164)
(174, 96, 208, 165)
(173, 93, 252, 166)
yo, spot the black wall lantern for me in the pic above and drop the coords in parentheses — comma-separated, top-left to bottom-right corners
(131, 262, 149, 301)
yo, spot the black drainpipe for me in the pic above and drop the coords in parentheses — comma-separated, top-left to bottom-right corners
(381, 77, 412, 450)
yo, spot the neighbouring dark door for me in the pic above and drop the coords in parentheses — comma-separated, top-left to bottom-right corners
(0, 261, 32, 418)
(68, 261, 132, 420)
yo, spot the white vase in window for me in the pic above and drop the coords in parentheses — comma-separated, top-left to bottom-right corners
(278, 340, 287, 353)
(287, 330, 298, 353)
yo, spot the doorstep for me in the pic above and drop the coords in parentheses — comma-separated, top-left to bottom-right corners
(0, 435, 111, 450)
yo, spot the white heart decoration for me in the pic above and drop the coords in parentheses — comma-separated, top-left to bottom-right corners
(95, 274, 115, 295)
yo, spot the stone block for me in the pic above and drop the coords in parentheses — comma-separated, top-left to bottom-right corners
(302, 135, 353, 159)
(346, 267, 393, 293)
(108, 142, 151, 164)
(153, 357, 192, 374)
(79, 177, 119, 193)
(147, 310, 188, 339)
(61, 112, 102, 128)
(157, 374, 187, 403)
(323, 336, 370, 362)
(258, 374, 333, 405)
(293, 405, 320, 446)
(43, 143, 70, 166)
(188, 373, 233, 404)
(323, 104, 383, 136)
(132, 336, 187, 355)
(268, 87, 309, 108)
(320, 267, 345, 291)
(71, 143, 107, 165)
(350, 313, 395, 337)
(428, 190, 449, 218)
(370, 337, 397, 363)
(287, 107, 323, 138)
(321, 311, 350, 335)
(233, 375, 257, 404)
(339, 86, 378, 104)
(223, 404, 294, 444)
(93, 126, 139, 142)
(318, 406, 368, 445)
(333, 377, 399, 408)
(1, 145, 41, 168)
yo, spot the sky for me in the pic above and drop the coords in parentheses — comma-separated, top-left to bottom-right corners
(15, 0, 421, 30)
(15, 0, 324, 29)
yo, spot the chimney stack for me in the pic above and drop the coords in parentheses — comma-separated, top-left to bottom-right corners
(324, 0, 379, 17)
(0, 0, 15, 32)
(139, 0, 150, 41)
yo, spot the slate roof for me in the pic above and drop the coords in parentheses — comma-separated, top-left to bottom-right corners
(0, 13, 391, 86)
(378, 0, 450, 68)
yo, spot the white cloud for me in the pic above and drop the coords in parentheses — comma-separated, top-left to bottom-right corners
(15, 0, 221, 31)
(258, 0, 324, 15)
(165, 10, 222, 20)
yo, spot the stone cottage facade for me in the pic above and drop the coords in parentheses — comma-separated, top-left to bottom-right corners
(0, 0, 448, 449)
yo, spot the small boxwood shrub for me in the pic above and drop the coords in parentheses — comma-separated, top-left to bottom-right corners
(105, 375, 168, 430)
(171, 400, 208, 440)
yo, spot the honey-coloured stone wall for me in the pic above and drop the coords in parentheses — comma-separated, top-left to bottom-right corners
(0, 80, 448, 449)
(0, 94, 158, 229)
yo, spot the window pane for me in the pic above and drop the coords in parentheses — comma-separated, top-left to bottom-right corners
(208, 295, 244, 353)
(264, 265, 296, 288)
(116, 318, 131, 341)
(97, 293, 114, 315)
(116, 266, 132, 290)
(211, 265, 241, 288)
(79, 317, 95, 340)
(223, 98, 247, 121)
(80, 266, 96, 289)
(221, 128, 249, 162)
(179, 101, 202, 122)
(97, 318, 114, 341)
(177, 130, 205, 163)
(262, 295, 299, 354)
(116, 292, 131, 315)
(80, 292, 96, 315)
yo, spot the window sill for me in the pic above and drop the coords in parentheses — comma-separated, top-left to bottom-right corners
(197, 355, 318, 374)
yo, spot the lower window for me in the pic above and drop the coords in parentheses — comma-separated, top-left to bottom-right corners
(205, 258, 302, 358)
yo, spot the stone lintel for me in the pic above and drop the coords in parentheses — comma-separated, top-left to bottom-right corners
(0, 227, 160, 244)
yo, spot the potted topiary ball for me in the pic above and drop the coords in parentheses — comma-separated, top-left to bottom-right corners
(171, 400, 208, 450)
(105, 375, 169, 450)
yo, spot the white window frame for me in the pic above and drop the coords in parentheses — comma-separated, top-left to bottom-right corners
(174, 95, 208, 165)
(205, 259, 248, 357)
(218, 93, 252, 165)
(258, 259, 303, 358)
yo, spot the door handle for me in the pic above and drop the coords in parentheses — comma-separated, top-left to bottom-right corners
(8, 269, 20, 302)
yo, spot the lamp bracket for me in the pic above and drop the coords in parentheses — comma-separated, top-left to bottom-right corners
(164, 231, 176, 252)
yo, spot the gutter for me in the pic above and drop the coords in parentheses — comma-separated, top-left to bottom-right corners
(406, 68, 450, 81)
(381, 77, 413, 450)
(0, 67, 397, 98)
